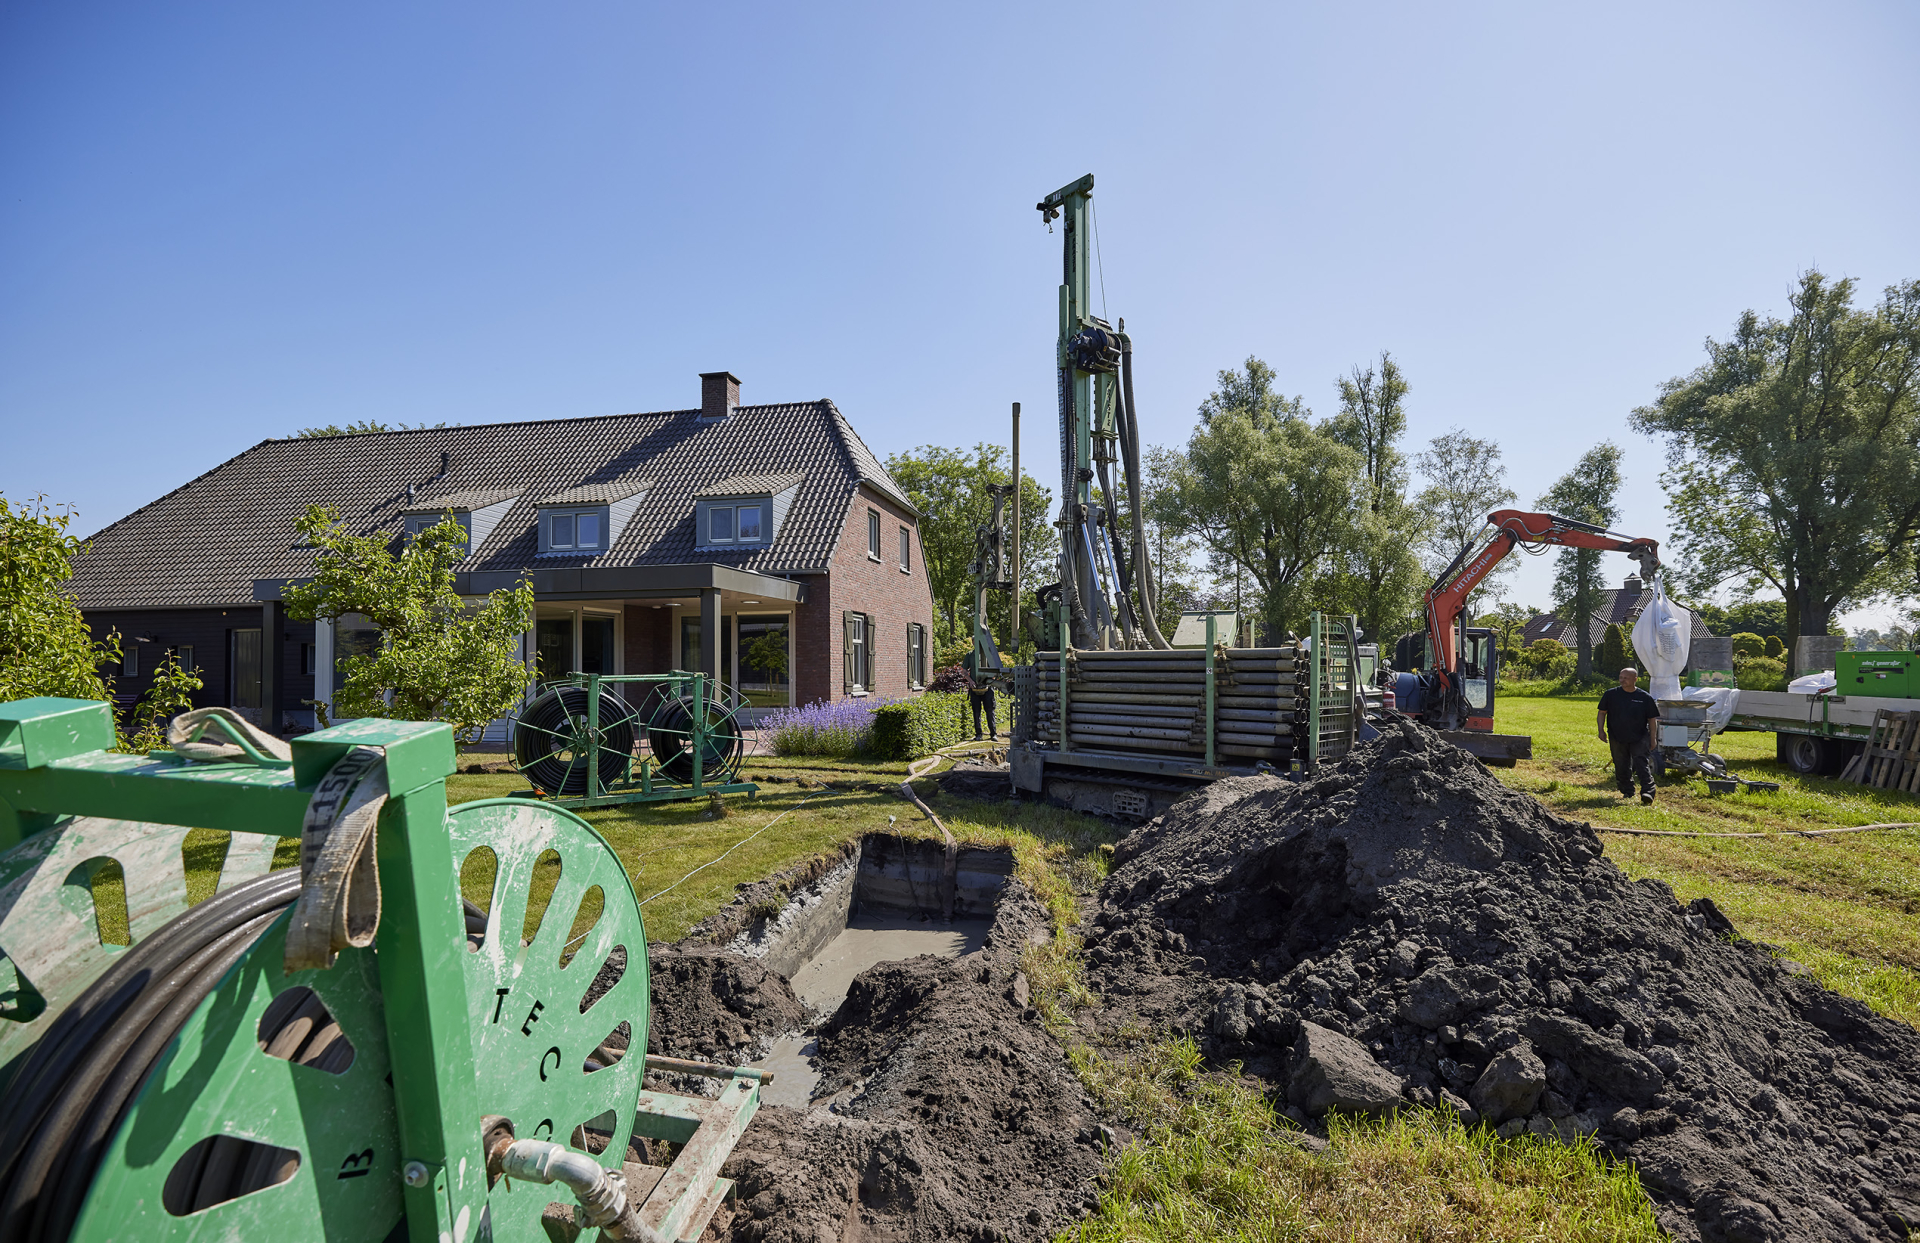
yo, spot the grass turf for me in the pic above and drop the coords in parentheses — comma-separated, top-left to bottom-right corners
(1493, 691, 1920, 1026)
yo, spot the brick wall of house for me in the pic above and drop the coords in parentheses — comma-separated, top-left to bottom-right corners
(797, 485, 934, 703)
(791, 573, 832, 707)
(622, 605, 676, 675)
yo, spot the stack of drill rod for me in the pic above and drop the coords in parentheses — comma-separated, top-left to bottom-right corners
(1032, 646, 1298, 764)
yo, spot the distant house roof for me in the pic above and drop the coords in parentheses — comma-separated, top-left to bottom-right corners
(69, 395, 914, 610)
(1524, 576, 1717, 649)
(697, 472, 805, 498)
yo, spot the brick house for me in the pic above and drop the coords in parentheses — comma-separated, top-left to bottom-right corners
(66, 372, 936, 732)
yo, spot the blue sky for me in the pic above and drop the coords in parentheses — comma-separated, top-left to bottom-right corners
(4, 2, 1916, 625)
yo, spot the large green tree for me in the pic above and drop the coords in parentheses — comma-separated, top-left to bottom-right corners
(0, 495, 119, 704)
(1631, 272, 1920, 668)
(282, 507, 535, 742)
(1318, 353, 1428, 645)
(884, 443, 1055, 654)
(1157, 360, 1368, 634)
(1538, 443, 1625, 682)
(1413, 428, 1518, 610)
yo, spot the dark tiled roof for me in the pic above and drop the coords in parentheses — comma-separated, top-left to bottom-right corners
(1524, 584, 1717, 648)
(697, 472, 804, 498)
(69, 399, 909, 609)
(399, 486, 523, 514)
(538, 478, 651, 505)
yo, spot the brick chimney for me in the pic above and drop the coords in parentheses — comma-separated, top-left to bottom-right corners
(699, 372, 741, 420)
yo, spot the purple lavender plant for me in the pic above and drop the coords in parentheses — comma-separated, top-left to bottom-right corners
(763, 696, 898, 757)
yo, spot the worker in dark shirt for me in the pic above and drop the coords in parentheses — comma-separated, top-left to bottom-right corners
(1597, 667, 1662, 804)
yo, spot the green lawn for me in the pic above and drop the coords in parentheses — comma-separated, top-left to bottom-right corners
(1494, 691, 1920, 1025)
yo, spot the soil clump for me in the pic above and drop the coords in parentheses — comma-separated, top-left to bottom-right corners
(645, 951, 811, 1064)
(712, 883, 1106, 1243)
(1084, 718, 1920, 1241)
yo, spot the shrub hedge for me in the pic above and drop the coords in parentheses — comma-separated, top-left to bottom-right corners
(1735, 656, 1787, 691)
(869, 691, 971, 760)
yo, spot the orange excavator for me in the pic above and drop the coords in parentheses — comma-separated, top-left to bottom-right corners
(1389, 509, 1660, 761)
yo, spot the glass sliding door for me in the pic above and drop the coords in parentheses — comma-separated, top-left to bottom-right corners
(535, 617, 574, 685)
(581, 615, 616, 674)
(738, 615, 791, 707)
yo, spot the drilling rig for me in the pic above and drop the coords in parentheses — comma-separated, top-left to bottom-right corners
(1007, 176, 1371, 817)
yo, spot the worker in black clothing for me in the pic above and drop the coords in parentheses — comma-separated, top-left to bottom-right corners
(1597, 666, 1662, 804)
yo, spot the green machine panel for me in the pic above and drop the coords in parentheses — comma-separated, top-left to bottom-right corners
(1837, 651, 1916, 699)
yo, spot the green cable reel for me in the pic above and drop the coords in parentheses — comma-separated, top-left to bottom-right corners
(0, 701, 754, 1243)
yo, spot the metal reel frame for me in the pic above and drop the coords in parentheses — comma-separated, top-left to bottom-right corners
(0, 698, 761, 1243)
(509, 673, 757, 811)
(65, 798, 650, 1242)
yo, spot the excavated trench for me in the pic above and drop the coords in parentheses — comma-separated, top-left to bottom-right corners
(647, 731, 1920, 1243)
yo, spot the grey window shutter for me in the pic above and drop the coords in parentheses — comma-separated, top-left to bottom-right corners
(843, 611, 854, 692)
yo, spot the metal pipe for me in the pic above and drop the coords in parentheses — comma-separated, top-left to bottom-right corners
(494, 1139, 666, 1242)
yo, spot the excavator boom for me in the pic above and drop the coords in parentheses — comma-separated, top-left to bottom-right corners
(1425, 509, 1660, 676)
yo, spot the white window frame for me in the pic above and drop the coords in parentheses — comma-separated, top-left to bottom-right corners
(123, 644, 139, 678)
(867, 509, 881, 561)
(708, 505, 737, 544)
(849, 613, 869, 694)
(899, 526, 911, 572)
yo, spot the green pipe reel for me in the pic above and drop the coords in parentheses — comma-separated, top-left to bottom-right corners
(0, 697, 755, 1243)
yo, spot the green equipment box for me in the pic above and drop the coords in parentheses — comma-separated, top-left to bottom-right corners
(1836, 651, 1916, 698)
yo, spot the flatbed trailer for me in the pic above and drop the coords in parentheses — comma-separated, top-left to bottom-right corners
(1726, 689, 1918, 776)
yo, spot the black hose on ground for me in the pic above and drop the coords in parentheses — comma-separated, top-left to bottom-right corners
(514, 685, 639, 796)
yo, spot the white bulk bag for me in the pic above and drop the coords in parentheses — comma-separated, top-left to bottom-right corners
(1632, 574, 1693, 702)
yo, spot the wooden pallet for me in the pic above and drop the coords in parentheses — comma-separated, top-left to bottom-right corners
(1846, 710, 1920, 791)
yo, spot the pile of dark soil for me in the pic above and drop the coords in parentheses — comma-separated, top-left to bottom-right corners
(714, 884, 1107, 1243)
(1084, 718, 1920, 1242)
(645, 951, 811, 1063)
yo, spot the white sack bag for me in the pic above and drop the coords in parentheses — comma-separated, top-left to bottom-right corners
(1632, 574, 1692, 702)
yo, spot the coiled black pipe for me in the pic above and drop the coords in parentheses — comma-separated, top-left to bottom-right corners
(0, 865, 489, 1243)
(0, 868, 301, 1242)
(513, 685, 639, 796)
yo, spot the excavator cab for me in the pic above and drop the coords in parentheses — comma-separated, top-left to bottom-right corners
(1459, 628, 1497, 729)
(1389, 627, 1496, 726)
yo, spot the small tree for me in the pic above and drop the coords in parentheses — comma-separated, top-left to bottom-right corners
(0, 494, 119, 704)
(283, 506, 535, 743)
(123, 651, 204, 753)
(1730, 632, 1765, 660)
(1597, 624, 1629, 678)
(1763, 634, 1785, 660)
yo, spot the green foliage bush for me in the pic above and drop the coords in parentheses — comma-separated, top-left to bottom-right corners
(1735, 656, 1787, 691)
(869, 692, 970, 760)
(1730, 632, 1765, 659)
(1505, 638, 1574, 682)
(1764, 634, 1786, 659)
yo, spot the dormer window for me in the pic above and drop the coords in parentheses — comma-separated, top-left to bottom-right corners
(398, 488, 522, 556)
(695, 471, 801, 551)
(535, 478, 647, 556)
(550, 509, 604, 551)
(707, 504, 763, 544)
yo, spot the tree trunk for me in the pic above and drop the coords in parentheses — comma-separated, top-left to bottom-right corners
(1782, 577, 1803, 676)
(1573, 554, 1594, 681)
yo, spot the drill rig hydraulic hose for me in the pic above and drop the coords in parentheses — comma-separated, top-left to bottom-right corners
(1118, 334, 1171, 649)
(1057, 366, 1094, 648)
